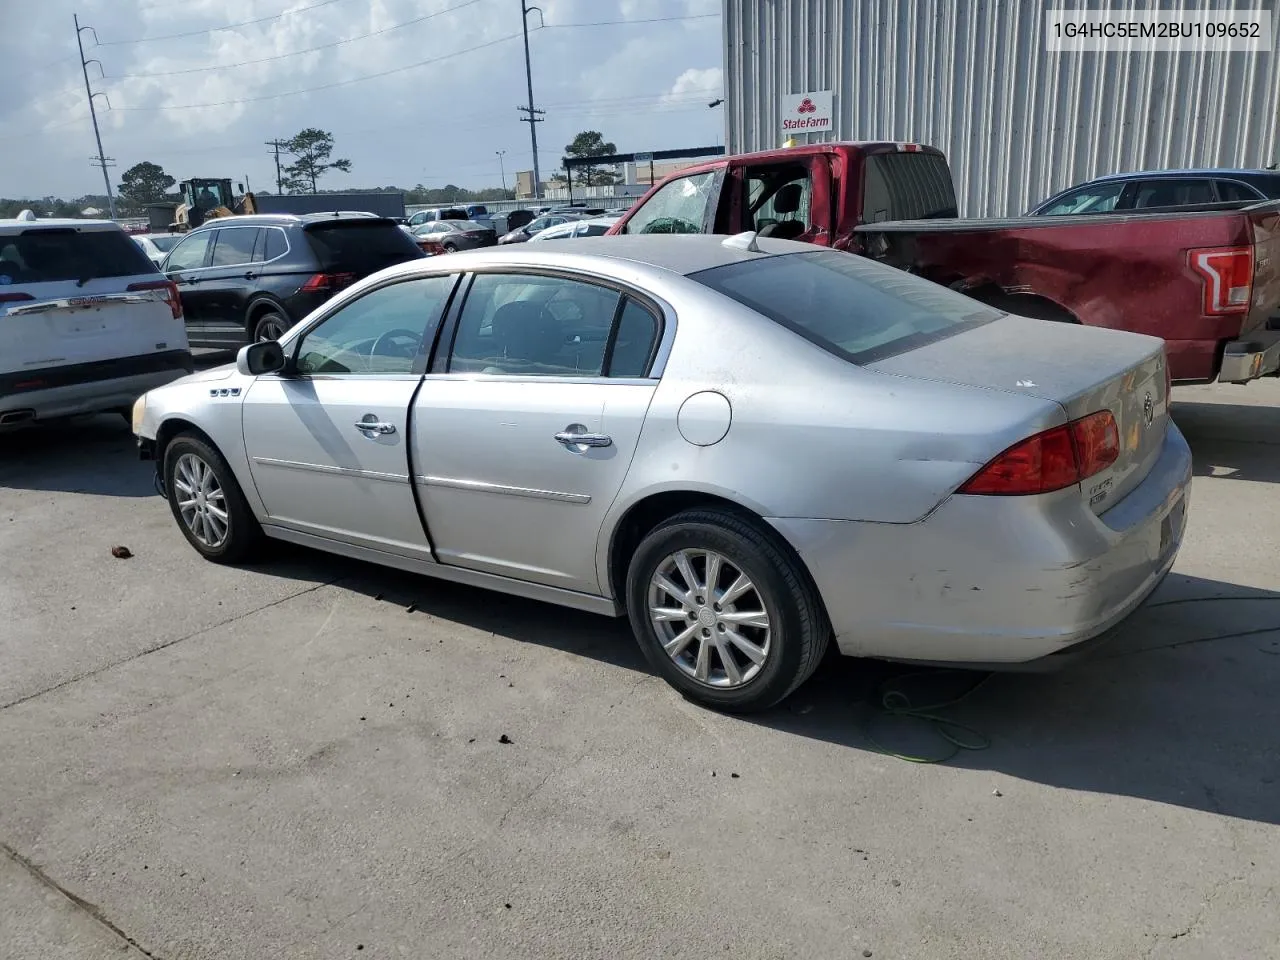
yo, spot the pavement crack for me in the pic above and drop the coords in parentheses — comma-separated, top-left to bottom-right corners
(2, 841, 158, 958)
(1, 578, 344, 712)
(497, 765, 562, 830)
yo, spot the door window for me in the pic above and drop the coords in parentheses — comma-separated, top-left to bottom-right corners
(1215, 180, 1263, 202)
(294, 275, 455, 375)
(260, 227, 287, 261)
(450, 272, 648, 377)
(1131, 179, 1214, 208)
(622, 171, 717, 234)
(209, 227, 261, 267)
(607, 298, 661, 377)
(164, 231, 212, 271)
(1037, 181, 1126, 215)
(744, 163, 813, 235)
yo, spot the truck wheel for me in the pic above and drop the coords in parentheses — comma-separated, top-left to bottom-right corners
(625, 508, 830, 713)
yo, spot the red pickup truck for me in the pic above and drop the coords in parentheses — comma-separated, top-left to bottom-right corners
(606, 141, 1280, 384)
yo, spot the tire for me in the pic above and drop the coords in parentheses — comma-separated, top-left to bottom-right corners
(163, 433, 264, 564)
(251, 309, 289, 343)
(625, 508, 830, 713)
(442, 242, 458, 253)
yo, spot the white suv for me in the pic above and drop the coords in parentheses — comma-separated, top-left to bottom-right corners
(0, 217, 193, 429)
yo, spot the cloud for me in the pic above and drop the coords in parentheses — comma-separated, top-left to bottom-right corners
(665, 66, 722, 101)
(0, 0, 722, 198)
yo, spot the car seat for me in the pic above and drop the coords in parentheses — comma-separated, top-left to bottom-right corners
(757, 183, 807, 240)
(490, 300, 564, 371)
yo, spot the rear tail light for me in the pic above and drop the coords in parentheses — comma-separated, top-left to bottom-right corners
(300, 271, 356, 293)
(421, 240, 447, 256)
(1189, 245, 1253, 315)
(127, 279, 182, 319)
(959, 411, 1119, 496)
(0, 292, 35, 305)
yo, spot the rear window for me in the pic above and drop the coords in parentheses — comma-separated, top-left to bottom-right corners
(0, 227, 156, 285)
(861, 152, 958, 222)
(303, 222, 423, 274)
(148, 235, 181, 252)
(690, 249, 1000, 364)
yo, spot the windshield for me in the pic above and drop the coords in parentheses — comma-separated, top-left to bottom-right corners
(690, 250, 1002, 364)
(0, 227, 156, 285)
(304, 222, 423, 273)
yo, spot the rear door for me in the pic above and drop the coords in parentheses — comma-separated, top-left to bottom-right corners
(199, 225, 262, 346)
(412, 269, 664, 595)
(0, 224, 186, 386)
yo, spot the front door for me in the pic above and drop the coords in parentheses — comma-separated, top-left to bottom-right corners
(199, 225, 262, 346)
(242, 272, 458, 557)
(413, 270, 664, 595)
(161, 229, 214, 342)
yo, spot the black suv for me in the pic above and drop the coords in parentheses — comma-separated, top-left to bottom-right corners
(159, 213, 423, 347)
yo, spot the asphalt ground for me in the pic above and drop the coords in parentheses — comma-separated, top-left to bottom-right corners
(2, 377, 1278, 960)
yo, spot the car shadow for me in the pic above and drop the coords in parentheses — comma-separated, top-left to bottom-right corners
(0, 414, 156, 498)
(743, 571, 1280, 826)
(1172, 395, 1280, 485)
(269, 545, 1280, 826)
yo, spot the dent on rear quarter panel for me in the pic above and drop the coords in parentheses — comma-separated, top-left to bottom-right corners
(597, 285, 1064, 527)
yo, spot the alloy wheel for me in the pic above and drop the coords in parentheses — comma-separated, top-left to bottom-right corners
(173, 453, 230, 548)
(647, 549, 771, 688)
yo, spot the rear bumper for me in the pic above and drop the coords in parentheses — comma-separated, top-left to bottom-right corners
(0, 350, 193, 426)
(768, 424, 1193, 665)
(1217, 330, 1280, 383)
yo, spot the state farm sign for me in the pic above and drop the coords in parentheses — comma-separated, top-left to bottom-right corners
(780, 90, 833, 134)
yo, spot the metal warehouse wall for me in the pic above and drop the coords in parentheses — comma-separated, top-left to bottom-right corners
(723, 0, 1280, 215)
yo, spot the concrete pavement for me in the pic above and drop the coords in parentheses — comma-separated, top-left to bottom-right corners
(1, 381, 1277, 960)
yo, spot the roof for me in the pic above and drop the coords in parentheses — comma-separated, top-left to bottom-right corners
(0, 218, 121, 231)
(187, 212, 392, 231)
(448, 233, 814, 276)
(1089, 167, 1280, 183)
(661, 140, 947, 180)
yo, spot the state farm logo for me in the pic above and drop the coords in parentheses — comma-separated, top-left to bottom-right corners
(783, 94, 830, 131)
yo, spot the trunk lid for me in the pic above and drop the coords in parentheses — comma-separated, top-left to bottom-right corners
(868, 314, 1170, 513)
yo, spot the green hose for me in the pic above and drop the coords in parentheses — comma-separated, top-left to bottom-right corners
(864, 670, 993, 764)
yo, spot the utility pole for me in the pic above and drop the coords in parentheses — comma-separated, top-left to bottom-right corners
(495, 150, 507, 195)
(265, 140, 288, 194)
(518, 0, 544, 200)
(75, 14, 116, 219)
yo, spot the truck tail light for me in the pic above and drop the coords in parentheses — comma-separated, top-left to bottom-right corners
(959, 411, 1119, 496)
(1189, 245, 1253, 315)
(0, 292, 35, 305)
(127, 279, 183, 319)
(300, 271, 356, 293)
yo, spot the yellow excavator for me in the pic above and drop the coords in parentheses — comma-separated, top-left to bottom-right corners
(170, 178, 257, 231)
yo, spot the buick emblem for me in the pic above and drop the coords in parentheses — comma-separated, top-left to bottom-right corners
(1142, 392, 1155, 426)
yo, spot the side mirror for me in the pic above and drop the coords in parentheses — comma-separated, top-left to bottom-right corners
(236, 340, 285, 376)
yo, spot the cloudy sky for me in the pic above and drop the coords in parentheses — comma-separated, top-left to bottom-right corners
(0, 0, 723, 200)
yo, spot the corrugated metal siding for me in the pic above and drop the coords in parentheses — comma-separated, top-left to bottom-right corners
(724, 0, 1280, 215)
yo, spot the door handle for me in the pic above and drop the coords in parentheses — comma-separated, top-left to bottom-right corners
(555, 430, 612, 448)
(354, 419, 397, 435)
(243, 272, 257, 280)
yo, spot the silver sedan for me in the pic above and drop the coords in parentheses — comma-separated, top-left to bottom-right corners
(132, 234, 1192, 712)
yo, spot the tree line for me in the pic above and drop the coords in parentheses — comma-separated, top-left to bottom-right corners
(4, 127, 625, 218)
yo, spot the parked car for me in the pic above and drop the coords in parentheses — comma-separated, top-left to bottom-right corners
(406, 207, 468, 227)
(464, 204, 489, 219)
(133, 235, 1190, 712)
(1029, 167, 1280, 216)
(159, 212, 423, 348)
(411, 219, 498, 253)
(498, 212, 588, 244)
(607, 141, 1280, 386)
(132, 232, 184, 267)
(1, 217, 191, 428)
(528, 216, 621, 241)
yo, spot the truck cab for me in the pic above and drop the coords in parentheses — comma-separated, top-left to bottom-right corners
(608, 142, 957, 249)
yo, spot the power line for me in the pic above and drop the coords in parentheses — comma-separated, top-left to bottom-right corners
(108, 0, 485, 79)
(94, 0, 348, 45)
(543, 13, 719, 28)
(106, 30, 528, 110)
